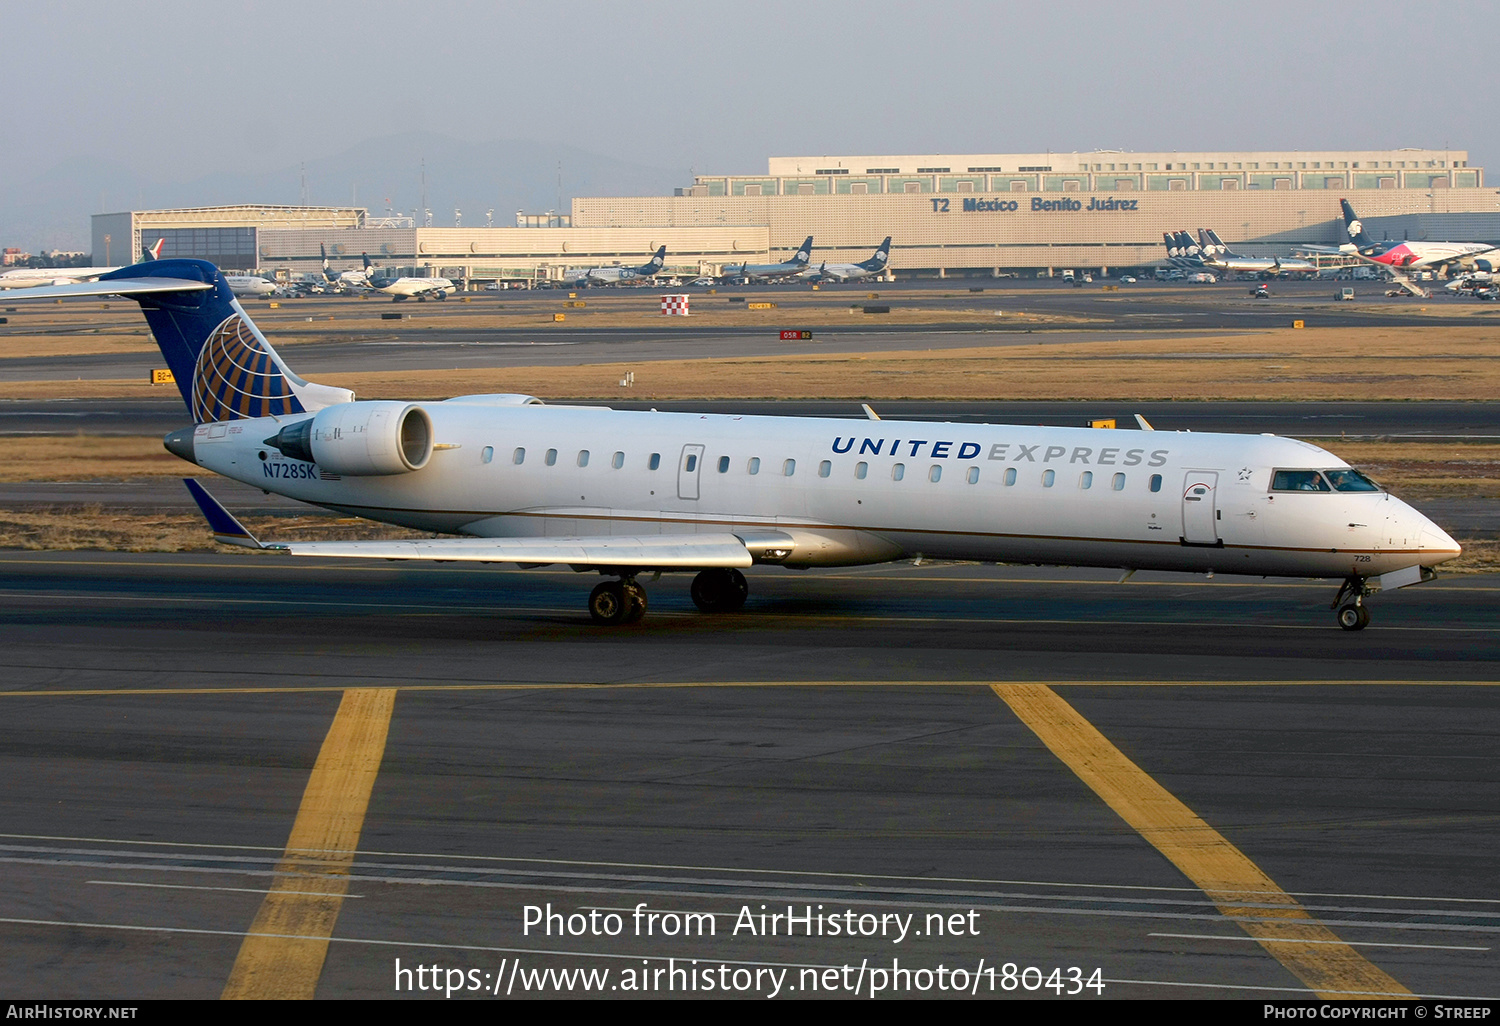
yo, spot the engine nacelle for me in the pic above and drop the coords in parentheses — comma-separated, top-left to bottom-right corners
(268, 401, 432, 475)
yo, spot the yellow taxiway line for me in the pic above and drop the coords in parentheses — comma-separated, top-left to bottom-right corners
(220, 687, 396, 1000)
(990, 683, 1411, 999)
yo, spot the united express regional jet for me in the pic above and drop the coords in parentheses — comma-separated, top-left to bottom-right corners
(8, 259, 1461, 629)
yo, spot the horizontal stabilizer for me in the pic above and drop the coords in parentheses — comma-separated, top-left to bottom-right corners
(0, 278, 213, 302)
(270, 533, 757, 569)
(183, 478, 269, 549)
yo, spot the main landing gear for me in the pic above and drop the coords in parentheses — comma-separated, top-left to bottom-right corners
(1331, 576, 1372, 631)
(588, 578, 648, 625)
(585, 568, 749, 625)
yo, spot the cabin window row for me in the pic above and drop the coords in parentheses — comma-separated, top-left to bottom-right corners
(480, 447, 1163, 491)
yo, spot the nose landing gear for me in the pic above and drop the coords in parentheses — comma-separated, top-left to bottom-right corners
(1332, 576, 1372, 631)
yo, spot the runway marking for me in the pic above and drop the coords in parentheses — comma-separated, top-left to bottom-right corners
(989, 683, 1413, 1000)
(220, 687, 395, 1001)
(19, 831, 1500, 907)
(0, 915, 1488, 1000)
(87, 880, 364, 898)
(1, 679, 1498, 700)
(1149, 932, 1488, 952)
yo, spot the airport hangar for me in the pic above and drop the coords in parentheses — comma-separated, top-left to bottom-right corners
(91, 148, 1498, 283)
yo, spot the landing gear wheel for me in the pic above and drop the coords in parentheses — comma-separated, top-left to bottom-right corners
(622, 581, 648, 623)
(691, 568, 749, 613)
(588, 581, 627, 625)
(1336, 602, 1370, 631)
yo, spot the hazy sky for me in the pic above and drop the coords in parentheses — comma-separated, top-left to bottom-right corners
(1, 0, 1495, 183)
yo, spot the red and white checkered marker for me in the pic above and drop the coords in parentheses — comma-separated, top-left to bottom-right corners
(660, 294, 690, 316)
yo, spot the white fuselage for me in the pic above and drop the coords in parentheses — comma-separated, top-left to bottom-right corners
(800, 263, 879, 282)
(0, 266, 122, 289)
(225, 276, 277, 297)
(372, 276, 455, 298)
(186, 404, 1458, 579)
(573, 267, 649, 285)
(1202, 255, 1317, 275)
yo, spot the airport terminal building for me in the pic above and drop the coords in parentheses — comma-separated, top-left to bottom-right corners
(91, 148, 1499, 281)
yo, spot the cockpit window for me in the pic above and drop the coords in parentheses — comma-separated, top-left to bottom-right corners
(1271, 469, 1331, 492)
(1324, 468, 1382, 492)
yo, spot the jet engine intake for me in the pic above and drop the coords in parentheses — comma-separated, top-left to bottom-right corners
(266, 401, 432, 475)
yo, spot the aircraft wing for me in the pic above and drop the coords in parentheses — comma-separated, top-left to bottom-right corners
(276, 535, 756, 568)
(183, 479, 764, 568)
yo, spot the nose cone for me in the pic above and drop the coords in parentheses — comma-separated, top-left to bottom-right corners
(1419, 518, 1462, 565)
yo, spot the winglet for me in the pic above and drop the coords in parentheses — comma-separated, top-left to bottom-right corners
(182, 478, 274, 549)
(861, 403, 881, 421)
(1134, 414, 1155, 431)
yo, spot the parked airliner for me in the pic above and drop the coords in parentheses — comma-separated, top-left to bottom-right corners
(1196, 229, 1316, 277)
(723, 236, 814, 282)
(360, 253, 456, 300)
(5, 259, 1461, 629)
(1339, 199, 1498, 273)
(801, 237, 892, 282)
(568, 246, 667, 286)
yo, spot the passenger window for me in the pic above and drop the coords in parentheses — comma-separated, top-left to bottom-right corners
(649, 452, 661, 470)
(1080, 471, 1092, 489)
(1272, 469, 1330, 492)
(1325, 468, 1381, 492)
(718, 456, 730, 473)
(1042, 469, 1055, 487)
(966, 467, 979, 484)
(1004, 467, 1017, 486)
(892, 463, 905, 481)
(783, 459, 796, 476)
(855, 461, 868, 480)
(748, 457, 760, 475)
(1150, 474, 1162, 492)
(929, 465, 941, 483)
(513, 447, 525, 465)
(481, 446, 493, 464)
(612, 451, 624, 469)
(1112, 472, 1125, 491)
(685, 454, 697, 472)
(545, 448, 557, 466)
(818, 460, 831, 478)
(577, 450, 589, 468)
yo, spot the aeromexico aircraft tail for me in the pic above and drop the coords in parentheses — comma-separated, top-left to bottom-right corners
(1341, 199, 1374, 247)
(636, 246, 667, 275)
(34, 259, 352, 424)
(791, 236, 814, 265)
(1199, 229, 1233, 258)
(861, 237, 892, 270)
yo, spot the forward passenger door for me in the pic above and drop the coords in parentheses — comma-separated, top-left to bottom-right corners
(1181, 471, 1220, 545)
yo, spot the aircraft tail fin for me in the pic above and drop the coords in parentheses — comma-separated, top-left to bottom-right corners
(792, 236, 813, 265)
(1201, 228, 1232, 257)
(143, 238, 166, 262)
(0, 260, 351, 424)
(864, 236, 892, 269)
(639, 246, 666, 274)
(1177, 230, 1202, 263)
(1341, 199, 1373, 247)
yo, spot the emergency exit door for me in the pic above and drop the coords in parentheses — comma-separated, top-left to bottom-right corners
(678, 444, 705, 500)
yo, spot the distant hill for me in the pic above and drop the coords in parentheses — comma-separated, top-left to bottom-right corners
(0, 132, 689, 254)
